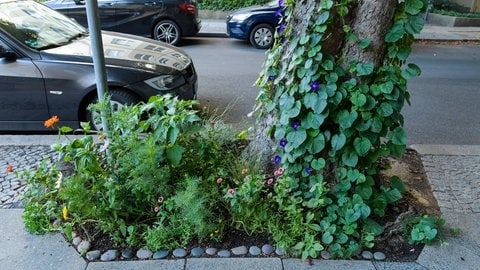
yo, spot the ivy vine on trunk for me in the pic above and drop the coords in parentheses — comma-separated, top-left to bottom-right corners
(248, 0, 424, 259)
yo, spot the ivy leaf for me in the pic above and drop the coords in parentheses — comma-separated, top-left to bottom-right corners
(405, 15, 425, 34)
(306, 112, 327, 129)
(379, 81, 394, 94)
(303, 92, 318, 110)
(390, 126, 407, 145)
(405, 0, 424, 15)
(331, 133, 346, 150)
(287, 128, 307, 148)
(286, 101, 301, 118)
(356, 62, 374, 76)
(342, 151, 358, 167)
(354, 137, 372, 156)
(401, 63, 421, 79)
(311, 158, 326, 170)
(358, 38, 371, 49)
(378, 102, 393, 117)
(345, 209, 361, 223)
(385, 22, 405, 43)
(350, 92, 367, 107)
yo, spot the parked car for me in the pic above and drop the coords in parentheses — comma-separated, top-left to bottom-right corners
(226, 0, 280, 49)
(43, 0, 201, 46)
(0, 0, 197, 131)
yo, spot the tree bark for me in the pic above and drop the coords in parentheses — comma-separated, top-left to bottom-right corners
(247, 0, 398, 167)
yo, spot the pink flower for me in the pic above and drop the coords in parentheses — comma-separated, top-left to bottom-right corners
(241, 168, 248, 175)
(216, 177, 223, 184)
(154, 206, 159, 213)
(157, 196, 164, 203)
(267, 178, 274, 185)
(274, 167, 285, 176)
(227, 188, 235, 195)
(5, 164, 13, 173)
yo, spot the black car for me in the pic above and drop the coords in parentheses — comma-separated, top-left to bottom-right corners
(227, 0, 280, 49)
(44, 0, 201, 46)
(0, 0, 197, 131)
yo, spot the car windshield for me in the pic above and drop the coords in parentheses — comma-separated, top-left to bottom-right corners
(0, 1, 87, 50)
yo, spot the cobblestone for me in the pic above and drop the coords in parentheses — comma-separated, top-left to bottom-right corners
(0, 145, 57, 209)
(421, 155, 480, 213)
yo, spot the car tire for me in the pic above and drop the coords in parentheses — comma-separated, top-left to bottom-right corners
(86, 89, 141, 131)
(249, 24, 274, 49)
(153, 20, 181, 45)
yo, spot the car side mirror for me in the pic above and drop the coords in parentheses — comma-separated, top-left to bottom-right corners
(0, 45, 15, 59)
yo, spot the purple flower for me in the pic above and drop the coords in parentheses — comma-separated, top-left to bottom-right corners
(278, 0, 284, 6)
(278, 22, 286, 35)
(306, 167, 312, 175)
(268, 75, 275, 81)
(291, 120, 300, 130)
(275, 8, 283, 17)
(311, 81, 319, 91)
(274, 155, 281, 165)
(279, 139, 287, 147)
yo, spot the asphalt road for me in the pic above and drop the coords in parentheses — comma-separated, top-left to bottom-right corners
(181, 38, 480, 145)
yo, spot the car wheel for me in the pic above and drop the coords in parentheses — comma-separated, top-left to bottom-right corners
(153, 20, 181, 45)
(249, 24, 274, 49)
(86, 90, 141, 131)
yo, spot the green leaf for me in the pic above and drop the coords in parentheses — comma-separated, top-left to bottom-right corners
(306, 112, 327, 128)
(287, 129, 307, 148)
(350, 92, 367, 107)
(354, 137, 372, 156)
(385, 188, 403, 203)
(166, 145, 184, 166)
(405, 15, 425, 34)
(391, 176, 407, 193)
(300, 35, 310, 45)
(379, 81, 394, 94)
(345, 209, 361, 223)
(311, 133, 326, 153)
(322, 232, 334, 244)
(286, 101, 301, 118)
(355, 184, 373, 200)
(59, 126, 73, 133)
(342, 151, 358, 167)
(363, 219, 384, 236)
(401, 63, 421, 79)
(303, 92, 318, 110)
(358, 38, 371, 49)
(316, 11, 330, 25)
(331, 134, 346, 150)
(385, 22, 405, 43)
(405, 0, 424, 15)
(320, 0, 334, 9)
(279, 93, 295, 111)
(322, 59, 334, 71)
(311, 158, 326, 170)
(390, 127, 407, 145)
(356, 62, 374, 76)
(378, 102, 393, 117)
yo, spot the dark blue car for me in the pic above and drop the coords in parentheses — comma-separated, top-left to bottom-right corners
(226, 1, 280, 49)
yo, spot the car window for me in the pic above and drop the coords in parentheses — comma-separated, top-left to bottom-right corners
(0, 1, 87, 50)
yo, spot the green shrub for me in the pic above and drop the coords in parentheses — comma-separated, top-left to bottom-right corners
(198, 0, 268, 11)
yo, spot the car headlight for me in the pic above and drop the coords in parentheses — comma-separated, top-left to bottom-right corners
(145, 75, 186, 91)
(229, 13, 252, 23)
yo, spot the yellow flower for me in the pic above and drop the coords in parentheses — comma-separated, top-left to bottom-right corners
(62, 206, 68, 220)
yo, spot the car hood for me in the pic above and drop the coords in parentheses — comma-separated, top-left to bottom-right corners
(43, 31, 192, 73)
(230, 3, 278, 15)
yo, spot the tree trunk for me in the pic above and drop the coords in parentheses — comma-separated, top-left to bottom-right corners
(247, 0, 397, 166)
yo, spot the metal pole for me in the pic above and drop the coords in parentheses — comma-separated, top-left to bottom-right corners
(85, 0, 109, 132)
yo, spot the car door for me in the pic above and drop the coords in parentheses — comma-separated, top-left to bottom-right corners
(111, 0, 165, 36)
(0, 40, 49, 130)
(48, 0, 118, 29)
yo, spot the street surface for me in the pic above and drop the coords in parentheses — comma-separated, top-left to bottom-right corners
(180, 38, 480, 145)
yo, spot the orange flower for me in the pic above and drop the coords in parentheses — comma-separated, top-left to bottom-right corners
(5, 164, 13, 173)
(44, 115, 60, 129)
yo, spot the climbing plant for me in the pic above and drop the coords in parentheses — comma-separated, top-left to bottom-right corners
(251, 0, 424, 259)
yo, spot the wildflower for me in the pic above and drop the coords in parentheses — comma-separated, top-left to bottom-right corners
(5, 164, 13, 174)
(154, 206, 159, 213)
(306, 167, 312, 175)
(291, 120, 300, 130)
(157, 196, 164, 203)
(311, 81, 319, 91)
(62, 206, 68, 220)
(99, 139, 109, 152)
(268, 75, 275, 81)
(275, 8, 283, 17)
(227, 188, 235, 195)
(216, 177, 223, 184)
(44, 115, 59, 129)
(278, 22, 286, 35)
(241, 168, 248, 175)
(279, 139, 287, 147)
(274, 155, 281, 165)
(278, 0, 284, 6)
(267, 178, 274, 185)
(98, 133, 107, 140)
(274, 167, 285, 176)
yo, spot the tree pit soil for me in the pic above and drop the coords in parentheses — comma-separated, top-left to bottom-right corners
(72, 148, 441, 262)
